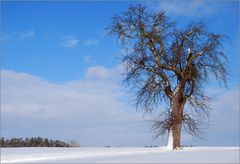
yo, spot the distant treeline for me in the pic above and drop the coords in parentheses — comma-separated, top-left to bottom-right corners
(0, 137, 80, 147)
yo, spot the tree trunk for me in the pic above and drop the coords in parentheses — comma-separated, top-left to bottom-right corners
(167, 107, 183, 149)
(167, 86, 185, 149)
(172, 114, 183, 149)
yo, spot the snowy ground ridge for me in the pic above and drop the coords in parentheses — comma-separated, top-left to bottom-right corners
(1, 147, 239, 163)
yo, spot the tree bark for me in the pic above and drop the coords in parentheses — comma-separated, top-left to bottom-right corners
(172, 116, 183, 149)
(169, 85, 186, 149)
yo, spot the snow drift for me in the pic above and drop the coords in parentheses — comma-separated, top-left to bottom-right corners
(1, 147, 239, 163)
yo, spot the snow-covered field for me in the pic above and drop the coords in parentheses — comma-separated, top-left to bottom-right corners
(1, 147, 239, 163)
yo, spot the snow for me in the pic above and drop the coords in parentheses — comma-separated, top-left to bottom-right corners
(167, 130, 173, 149)
(1, 147, 239, 163)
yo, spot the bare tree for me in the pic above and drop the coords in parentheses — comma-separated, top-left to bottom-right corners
(107, 5, 228, 149)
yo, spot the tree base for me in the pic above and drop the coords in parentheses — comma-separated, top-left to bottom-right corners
(173, 147, 183, 150)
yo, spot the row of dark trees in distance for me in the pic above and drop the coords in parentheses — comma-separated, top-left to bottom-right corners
(0, 137, 80, 147)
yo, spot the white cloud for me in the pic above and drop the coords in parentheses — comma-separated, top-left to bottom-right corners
(182, 86, 239, 146)
(85, 65, 124, 81)
(84, 39, 99, 46)
(1, 68, 123, 119)
(147, 0, 219, 17)
(83, 55, 93, 64)
(86, 65, 112, 79)
(61, 35, 79, 48)
(18, 30, 35, 41)
(1, 67, 155, 146)
(1, 66, 239, 146)
(208, 88, 239, 133)
(0, 30, 36, 42)
(211, 88, 239, 112)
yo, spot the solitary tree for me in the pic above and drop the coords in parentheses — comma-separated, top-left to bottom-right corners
(107, 5, 228, 149)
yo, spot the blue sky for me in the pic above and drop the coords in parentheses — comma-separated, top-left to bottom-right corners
(1, 1, 239, 146)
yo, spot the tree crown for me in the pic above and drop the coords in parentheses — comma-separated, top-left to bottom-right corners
(107, 5, 228, 111)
